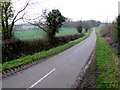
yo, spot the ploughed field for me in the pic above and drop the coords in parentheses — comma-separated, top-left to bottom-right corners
(13, 27, 78, 40)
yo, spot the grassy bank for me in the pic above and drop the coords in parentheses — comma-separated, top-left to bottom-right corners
(96, 30, 118, 88)
(1, 32, 90, 72)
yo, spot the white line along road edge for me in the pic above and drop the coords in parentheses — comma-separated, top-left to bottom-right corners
(28, 68, 56, 89)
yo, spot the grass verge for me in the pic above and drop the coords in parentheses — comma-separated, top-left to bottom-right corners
(1, 32, 90, 72)
(96, 30, 118, 88)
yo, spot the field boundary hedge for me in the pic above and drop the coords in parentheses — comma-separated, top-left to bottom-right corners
(2, 33, 84, 63)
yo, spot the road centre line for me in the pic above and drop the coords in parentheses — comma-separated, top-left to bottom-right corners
(28, 68, 56, 89)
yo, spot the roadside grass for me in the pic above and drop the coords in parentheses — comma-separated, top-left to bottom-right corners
(96, 29, 118, 88)
(0, 32, 90, 72)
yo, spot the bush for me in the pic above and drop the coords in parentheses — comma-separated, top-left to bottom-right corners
(77, 25, 82, 33)
(2, 33, 84, 63)
(100, 23, 117, 46)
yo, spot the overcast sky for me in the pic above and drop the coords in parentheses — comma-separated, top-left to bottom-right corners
(12, 0, 120, 23)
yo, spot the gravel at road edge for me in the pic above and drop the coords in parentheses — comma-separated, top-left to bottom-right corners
(73, 47, 97, 89)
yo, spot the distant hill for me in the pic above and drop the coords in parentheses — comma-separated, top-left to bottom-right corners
(63, 20, 102, 29)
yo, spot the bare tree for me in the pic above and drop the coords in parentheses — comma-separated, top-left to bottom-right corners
(0, 0, 30, 40)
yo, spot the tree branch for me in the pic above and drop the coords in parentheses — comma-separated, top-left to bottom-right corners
(10, 0, 31, 32)
(14, 0, 30, 21)
(14, 11, 26, 23)
(27, 21, 47, 32)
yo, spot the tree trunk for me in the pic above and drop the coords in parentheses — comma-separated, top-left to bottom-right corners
(2, 28, 13, 41)
(47, 32, 56, 45)
(118, 40, 120, 54)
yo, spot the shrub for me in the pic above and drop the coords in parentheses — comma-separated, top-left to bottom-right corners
(77, 25, 82, 33)
(100, 23, 117, 46)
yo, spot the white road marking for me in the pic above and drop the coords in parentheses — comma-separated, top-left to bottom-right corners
(28, 68, 56, 88)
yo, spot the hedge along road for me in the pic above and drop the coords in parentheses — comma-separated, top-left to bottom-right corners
(2, 30, 96, 88)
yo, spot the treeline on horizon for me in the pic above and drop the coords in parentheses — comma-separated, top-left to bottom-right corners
(63, 20, 101, 28)
(15, 20, 102, 28)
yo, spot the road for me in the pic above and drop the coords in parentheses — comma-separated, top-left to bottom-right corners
(2, 30, 96, 88)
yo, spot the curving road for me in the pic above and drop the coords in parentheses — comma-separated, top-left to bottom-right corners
(2, 30, 96, 88)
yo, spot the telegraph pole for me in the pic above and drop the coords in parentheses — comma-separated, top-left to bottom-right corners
(118, 1, 120, 15)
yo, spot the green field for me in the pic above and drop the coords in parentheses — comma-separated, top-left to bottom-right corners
(13, 27, 78, 40)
